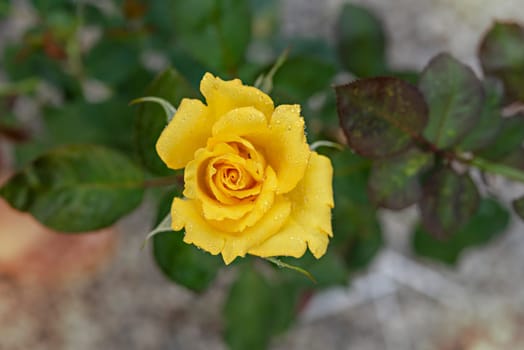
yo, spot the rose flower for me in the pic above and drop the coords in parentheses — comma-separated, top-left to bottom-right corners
(156, 73, 334, 264)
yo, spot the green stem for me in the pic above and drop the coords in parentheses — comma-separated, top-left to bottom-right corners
(0, 78, 40, 96)
(469, 157, 524, 184)
(66, 1, 85, 79)
(265, 257, 317, 283)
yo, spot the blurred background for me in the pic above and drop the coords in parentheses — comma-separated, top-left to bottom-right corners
(1, 0, 524, 349)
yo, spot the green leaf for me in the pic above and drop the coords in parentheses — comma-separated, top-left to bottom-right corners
(513, 196, 524, 220)
(336, 4, 387, 77)
(387, 69, 419, 85)
(46, 99, 134, 150)
(419, 53, 484, 149)
(0, 77, 40, 96)
(330, 150, 384, 270)
(301, 252, 349, 288)
(476, 114, 524, 161)
(83, 2, 117, 27)
(223, 265, 305, 349)
(275, 37, 338, 64)
(271, 55, 336, 104)
(143, 0, 178, 41)
(413, 198, 510, 265)
(308, 251, 349, 286)
(85, 37, 141, 87)
(0, 144, 144, 232)
(279, 250, 348, 288)
(336, 77, 428, 158)
(237, 61, 265, 85)
(499, 147, 524, 171)
(46, 8, 76, 31)
(14, 98, 135, 165)
(152, 231, 222, 292)
(0, 2, 9, 18)
(32, 0, 72, 15)
(343, 220, 383, 271)
(265, 280, 302, 335)
(458, 78, 504, 152)
(3, 44, 80, 96)
(151, 186, 221, 292)
(267, 41, 338, 138)
(479, 22, 524, 102)
(330, 149, 372, 206)
(254, 49, 289, 94)
(305, 91, 340, 141)
(154, 186, 183, 224)
(224, 268, 274, 350)
(172, 0, 252, 73)
(133, 68, 197, 175)
(168, 46, 211, 90)
(368, 148, 434, 209)
(419, 168, 480, 237)
(114, 66, 155, 101)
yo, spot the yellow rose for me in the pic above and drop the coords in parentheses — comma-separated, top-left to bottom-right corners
(156, 73, 334, 264)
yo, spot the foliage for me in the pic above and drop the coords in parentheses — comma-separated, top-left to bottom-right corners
(413, 198, 510, 265)
(335, 22, 524, 242)
(0, 144, 144, 232)
(1, 2, 524, 349)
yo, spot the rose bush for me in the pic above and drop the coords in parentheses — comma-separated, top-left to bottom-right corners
(156, 73, 334, 264)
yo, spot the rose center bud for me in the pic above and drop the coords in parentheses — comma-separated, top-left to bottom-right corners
(204, 139, 266, 205)
(223, 167, 241, 187)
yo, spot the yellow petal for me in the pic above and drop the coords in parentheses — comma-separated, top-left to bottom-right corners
(306, 231, 330, 258)
(183, 148, 212, 200)
(265, 105, 311, 194)
(212, 104, 311, 194)
(202, 199, 255, 221)
(247, 219, 307, 258)
(208, 166, 278, 232)
(211, 167, 261, 201)
(207, 135, 266, 182)
(220, 196, 291, 264)
(156, 98, 213, 170)
(289, 152, 334, 237)
(171, 198, 225, 255)
(207, 153, 250, 203)
(184, 148, 255, 221)
(171, 196, 291, 265)
(251, 152, 334, 259)
(200, 73, 274, 118)
(211, 106, 268, 138)
(246, 105, 311, 193)
(248, 217, 329, 259)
